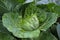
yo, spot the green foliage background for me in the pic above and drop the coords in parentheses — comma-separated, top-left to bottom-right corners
(0, 0, 60, 40)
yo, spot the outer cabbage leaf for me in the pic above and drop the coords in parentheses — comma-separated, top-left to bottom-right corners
(39, 13, 58, 31)
(0, 20, 15, 40)
(56, 23, 60, 39)
(46, 3, 60, 17)
(0, 20, 8, 33)
(21, 31, 58, 40)
(24, 31, 58, 40)
(37, 3, 60, 17)
(39, 31, 58, 40)
(54, 6, 60, 17)
(0, 0, 16, 11)
(34, 31, 58, 40)
(0, 0, 26, 13)
(0, 0, 8, 13)
(0, 32, 15, 40)
(2, 12, 40, 38)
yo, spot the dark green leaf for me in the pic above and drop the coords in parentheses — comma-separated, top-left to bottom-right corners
(0, 32, 15, 40)
(56, 23, 60, 39)
(0, 20, 15, 40)
(17, 0, 26, 3)
(46, 3, 60, 17)
(0, 0, 23, 12)
(34, 31, 58, 40)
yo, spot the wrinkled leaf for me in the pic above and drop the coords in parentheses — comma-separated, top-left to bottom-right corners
(2, 12, 40, 38)
(39, 13, 58, 31)
(37, 10, 47, 23)
(25, 2, 47, 23)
